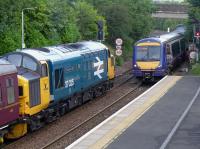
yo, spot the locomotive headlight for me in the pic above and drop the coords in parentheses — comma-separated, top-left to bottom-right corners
(158, 65, 162, 68)
(134, 64, 137, 67)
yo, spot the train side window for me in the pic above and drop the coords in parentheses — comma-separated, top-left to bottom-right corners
(172, 41, 180, 57)
(166, 44, 171, 55)
(6, 78, 15, 104)
(55, 68, 64, 89)
(180, 39, 185, 51)
(41, 64, 48, 77)
(0, 84, 2, 104)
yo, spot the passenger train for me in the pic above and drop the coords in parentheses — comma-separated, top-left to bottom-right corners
(133, 25, 188, 80)
(0, 41, 115, 144)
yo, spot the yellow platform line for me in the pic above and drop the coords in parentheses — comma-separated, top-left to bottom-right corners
(89, 76, 182, 149)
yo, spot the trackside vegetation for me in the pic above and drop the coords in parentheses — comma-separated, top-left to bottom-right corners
(0, 0, 154, 65)
(187, 0, 200, 75)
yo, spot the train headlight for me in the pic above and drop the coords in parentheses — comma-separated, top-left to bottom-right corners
(134, 64, 137, 67)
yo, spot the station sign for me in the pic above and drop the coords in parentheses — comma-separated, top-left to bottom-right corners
(115, 38, 123, 46)
(115, 49, 122, 56)
(116, 45, 122, 50)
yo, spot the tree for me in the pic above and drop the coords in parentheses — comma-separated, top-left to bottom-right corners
(187, 0, 200, 42)
(86, 0, 154, 61)
(75, 1, 106, 40)
(0, 0, 105, 55)
(188, 0, 200, 6)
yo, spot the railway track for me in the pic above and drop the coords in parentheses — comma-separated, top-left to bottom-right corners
(5, 59, 190, 149)
(3, 68, 138, 149)
(113, 69, 133, 89)
(41, 81, 143, 149)
(40, 64, 189, 149)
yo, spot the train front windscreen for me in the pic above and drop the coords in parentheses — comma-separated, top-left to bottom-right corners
(136, 46, 161, 61)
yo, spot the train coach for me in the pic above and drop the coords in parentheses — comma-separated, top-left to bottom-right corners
(0, 41, 115, 143)
(0, 60, 21, 143)
(133, 25, 188, 80)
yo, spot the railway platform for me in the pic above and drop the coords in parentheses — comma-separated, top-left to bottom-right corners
(66, 76, 200, 149)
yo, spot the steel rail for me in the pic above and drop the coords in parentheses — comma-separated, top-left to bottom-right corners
(41, 82, 142, 149)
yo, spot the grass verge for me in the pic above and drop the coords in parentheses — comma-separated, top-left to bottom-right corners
(191, 63, 200, 75)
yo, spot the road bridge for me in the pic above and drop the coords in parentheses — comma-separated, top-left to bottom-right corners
(152, 3, 188, 19)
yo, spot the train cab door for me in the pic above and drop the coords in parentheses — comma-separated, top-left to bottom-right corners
(40, 61, 50, 109)
(108, 50, 115, 80)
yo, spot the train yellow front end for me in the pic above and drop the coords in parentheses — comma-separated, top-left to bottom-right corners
(133, 40, 164, 80)
(133, 25, 187, 80)
(4, 54, 51, 139)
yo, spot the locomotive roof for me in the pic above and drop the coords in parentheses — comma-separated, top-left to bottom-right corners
(136, 25, 185, 45)
(20, 41, 108, 62)
(0, 59, 17, 76)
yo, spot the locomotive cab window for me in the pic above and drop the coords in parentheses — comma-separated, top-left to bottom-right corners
(6, 78, 15, 104)
(7, 54, 22, 67)
(22, 56, 38, 72)
(136, 46, 161, 61)
(6, 54, 39, 73)
(41, 64, 48, 77)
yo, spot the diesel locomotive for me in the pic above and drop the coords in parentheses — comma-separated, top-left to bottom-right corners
(0, 41, 115, 144)
(133, 25, 188, 80)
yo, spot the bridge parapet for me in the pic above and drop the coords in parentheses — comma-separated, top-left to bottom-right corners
(155, 3, 188, 13)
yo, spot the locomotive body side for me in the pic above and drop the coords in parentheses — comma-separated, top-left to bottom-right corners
(49, 48, 108, 103)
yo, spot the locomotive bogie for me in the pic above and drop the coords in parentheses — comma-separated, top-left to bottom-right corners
(5, 123, 27, 139)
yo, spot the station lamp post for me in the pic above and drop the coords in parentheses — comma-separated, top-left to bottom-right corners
(21, 7, 36, 49)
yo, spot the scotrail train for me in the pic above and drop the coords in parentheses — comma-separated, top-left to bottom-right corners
(133, 25, 188, 80)
(0, 41, 115, 144)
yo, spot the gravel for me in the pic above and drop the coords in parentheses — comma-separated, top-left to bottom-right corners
(4, 60, 136, 149)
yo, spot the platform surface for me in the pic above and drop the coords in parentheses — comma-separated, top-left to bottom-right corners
(108, 76, 200, 149)
(66, 76, 200, 149)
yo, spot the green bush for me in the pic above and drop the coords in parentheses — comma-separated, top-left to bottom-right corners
(191, 63, 200, 75)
